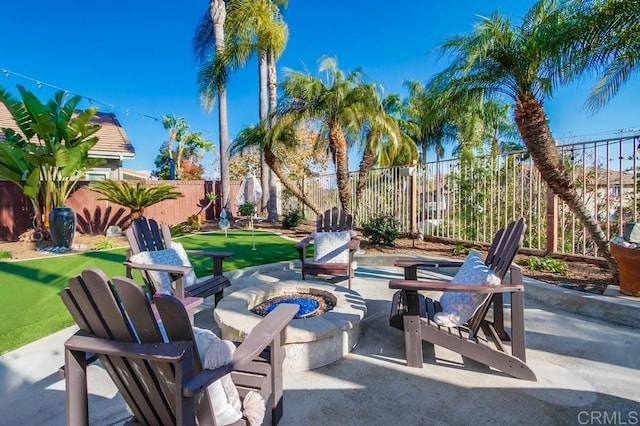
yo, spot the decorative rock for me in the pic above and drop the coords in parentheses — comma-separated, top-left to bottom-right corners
(584, 286, 603, 295)
(623, 222, 640, 243)
(558, 283, 573, 289)
(106, 225, 123, 237)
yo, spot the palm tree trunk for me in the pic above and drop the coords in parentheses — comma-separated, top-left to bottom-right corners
(354, 148, 375, 220)
(266, 49, 279, 222)
(265, 151, 321, 215)
(211, 1, 231, 209)
(515, 97, 619, 281)
(259, 53, 270, 213)
(329, 124, 352, 214)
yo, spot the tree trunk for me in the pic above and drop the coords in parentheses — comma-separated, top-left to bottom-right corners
(514, 96, 619, 282)
(265, 151, 321, 215)
(259, 53, 269, 213)
(328, 124, 352, 214)
(211, 1, 231, 210)
(266, 49, 279, 222)
(353, 148, 376, 220)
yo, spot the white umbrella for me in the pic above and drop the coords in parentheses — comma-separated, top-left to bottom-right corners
(218, 207, 230, 237)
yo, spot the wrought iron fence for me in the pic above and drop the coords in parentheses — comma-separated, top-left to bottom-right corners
(296, 135, 639, 259)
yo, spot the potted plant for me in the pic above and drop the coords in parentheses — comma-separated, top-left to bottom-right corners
(0, 85, 103, 248)
(610, 222, 640, 296)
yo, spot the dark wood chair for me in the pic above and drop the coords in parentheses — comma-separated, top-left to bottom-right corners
(124, 216, 233, 305)
(295, 207, 360, 288)
(61, 268, 297, 425)
(388, 218, 536, 380)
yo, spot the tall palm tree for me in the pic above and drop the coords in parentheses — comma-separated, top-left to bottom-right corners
(430, 0, 619, 278)
(193, 0, 231, 210)
(203, 0, 288, 221)
(230, 123, 322, 214)
(272, 57, 397, 214)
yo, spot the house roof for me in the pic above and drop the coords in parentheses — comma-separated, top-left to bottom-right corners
(0, 103, 135, 159)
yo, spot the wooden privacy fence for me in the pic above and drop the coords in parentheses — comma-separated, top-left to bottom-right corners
(0, 180, 245, 241)
(297, 135, 640, 260)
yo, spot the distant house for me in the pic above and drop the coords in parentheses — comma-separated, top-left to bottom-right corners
(0, 103, 135, 180)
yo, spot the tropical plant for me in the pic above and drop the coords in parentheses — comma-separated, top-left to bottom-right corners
(88, 180, 184, 221)
(428, 0, 619, 279)
(0, 85, 103, 229)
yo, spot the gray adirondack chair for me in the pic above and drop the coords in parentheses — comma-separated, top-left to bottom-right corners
(389, 218, 536, 380)
(61, 268, 297, 425)
(124, 216, 233, 305)
(295, 207, 360, 288)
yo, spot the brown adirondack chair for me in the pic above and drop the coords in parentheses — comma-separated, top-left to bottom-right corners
(124, 216, 233, 305)
(388, 218, 536, 380)
(61, 268, 297, 425)
(295, 207, 360, 288)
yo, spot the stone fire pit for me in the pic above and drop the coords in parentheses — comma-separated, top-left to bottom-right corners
(214, 281, 367, 371)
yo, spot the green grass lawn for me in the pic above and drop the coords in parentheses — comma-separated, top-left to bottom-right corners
(0, 230, 300, 355)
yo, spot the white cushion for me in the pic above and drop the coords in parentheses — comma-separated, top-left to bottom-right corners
(192, 328, 243, 425)
(434, 250, 501, 327)
(128, 242, 197, 295)
(313, 231, 352, 264)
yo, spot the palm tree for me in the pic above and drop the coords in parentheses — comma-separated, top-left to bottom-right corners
(354, 93, 418, 215)
(574, 0, 640, 111)
(430, 0, 619, 278)
(230, 123, 322, 214)
(193, 0, 231, 210)
(402, 80, 457, 164)
(88, 180, 184, 221)
(272, 57, 397, 214)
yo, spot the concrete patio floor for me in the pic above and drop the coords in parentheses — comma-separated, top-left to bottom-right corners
(1, 255, 639, 425)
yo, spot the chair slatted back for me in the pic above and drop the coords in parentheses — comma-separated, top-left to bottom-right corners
(467, 217, 525, 335)
(316, 207, 354, 232)
(61, 268, 215, 425)
(128, 217, 171, 255)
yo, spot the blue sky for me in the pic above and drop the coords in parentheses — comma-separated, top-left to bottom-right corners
(1, 1, 639, 176)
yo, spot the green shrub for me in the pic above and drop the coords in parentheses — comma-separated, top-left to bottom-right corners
(452, 244, 471, 256)
(519, 256, 568, 275)
(91, 237, 118, 251)
(238, 201, 256, 217)
(362, 214, 400, 246)
(282, 209, 304, 229)
(0, 250, 12, 259)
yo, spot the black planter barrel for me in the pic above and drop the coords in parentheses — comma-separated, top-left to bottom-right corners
(49, 207, 76, 248)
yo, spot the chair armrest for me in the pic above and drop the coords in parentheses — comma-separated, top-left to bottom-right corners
(123, 261, 193, 276)
(183, 303, 297, 396)
(394, 258, 463, 268)
(65, 332, 193, 361)
(389, 279, 524, 294)
(294, 237, 313, 251)
(185, 250, 234, 276)
(348, 238, 360, 251)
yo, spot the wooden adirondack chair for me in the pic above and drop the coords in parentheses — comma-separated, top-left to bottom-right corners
(124, 216, 233, 305)
(61, 268, 297, 425)
(388, 218, 536, 380)
(295, 207, 360, 288)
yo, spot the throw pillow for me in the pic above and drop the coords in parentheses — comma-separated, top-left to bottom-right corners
(313, 231, 352, 264)
(128, 244, 196, 295)
(192, 327, 244, 425)
(435, 250, 501, 327)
